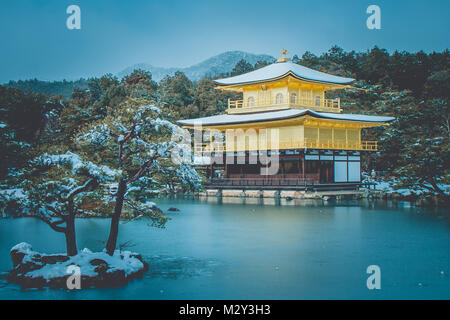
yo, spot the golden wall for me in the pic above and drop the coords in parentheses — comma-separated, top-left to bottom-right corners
(219, 125, 364, 151)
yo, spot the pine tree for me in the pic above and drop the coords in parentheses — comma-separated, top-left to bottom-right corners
(230, 59, 254, 76)
(76, 99, 200, 255)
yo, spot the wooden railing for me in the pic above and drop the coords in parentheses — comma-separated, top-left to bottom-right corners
(228, 97, 341, 114)
(207, 177, 316, 187)
(195, 139, 377, 153)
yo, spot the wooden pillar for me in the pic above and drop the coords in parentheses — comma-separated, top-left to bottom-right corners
(302, 152, 306, 183)
(360, 155, 362, 183)
(225, 162, 228, 178)
(332, 159, 335, 183)
(318, 152, 321, 184)
(347, 152, 349, 182)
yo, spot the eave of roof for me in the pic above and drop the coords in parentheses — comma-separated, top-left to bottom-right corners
(214, 61, 355, 87)
(177, 109, 395, 127)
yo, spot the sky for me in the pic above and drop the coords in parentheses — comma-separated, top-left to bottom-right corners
(0, 0, 448, 83)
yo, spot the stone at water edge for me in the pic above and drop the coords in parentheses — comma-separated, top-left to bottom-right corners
(10, 242, 33, 268)
(167, 207, 180, 212)
(9, 242, 45, 275)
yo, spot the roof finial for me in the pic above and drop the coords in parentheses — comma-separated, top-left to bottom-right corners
(277, 48, 290, 63)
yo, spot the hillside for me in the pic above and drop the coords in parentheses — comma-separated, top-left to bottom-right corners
(117, 51, 275, 81)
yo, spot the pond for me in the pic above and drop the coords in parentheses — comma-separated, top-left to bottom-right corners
(0, 198, 449, 299)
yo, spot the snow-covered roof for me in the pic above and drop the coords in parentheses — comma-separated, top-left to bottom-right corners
(214, 61, 354, 86)
(178, 109, 394, 127)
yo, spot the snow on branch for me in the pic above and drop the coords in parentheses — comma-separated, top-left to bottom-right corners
(33, 151, 121, 182)
(77, 123, 111, 144)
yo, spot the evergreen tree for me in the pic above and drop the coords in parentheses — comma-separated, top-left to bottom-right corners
(230, 59, 254, 76)
(385, 98, 449, 194)
(254, 60, 270, 70)
(158, 71, 194, 119)
(0, 86, 61, 178)
(76, 99, 200, 255)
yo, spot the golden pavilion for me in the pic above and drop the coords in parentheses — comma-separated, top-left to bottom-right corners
(178, 51, 394, 190)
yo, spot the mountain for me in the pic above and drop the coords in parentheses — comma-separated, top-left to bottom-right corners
(117, 51, 276, 82)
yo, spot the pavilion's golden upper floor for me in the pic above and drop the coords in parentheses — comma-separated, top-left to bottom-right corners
(227, 85, 342, 114)
(214, 59, 354, 114)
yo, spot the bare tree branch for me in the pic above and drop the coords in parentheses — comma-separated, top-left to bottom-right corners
(126, 158, 154, 184)
(44, 205, 63, 218)
(118, 121, 138, 168)
(66, 178, 97, 202)
(124, 199, 164, 225)
(27, 215, 67, 233)
(121, 149, 138, 162)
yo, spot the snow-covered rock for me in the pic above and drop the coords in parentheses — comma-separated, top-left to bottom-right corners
(8, 243, 148, 289)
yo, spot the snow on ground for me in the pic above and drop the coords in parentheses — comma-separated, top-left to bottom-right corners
(370, 179, 449, 196)
(11, 242, 144, 281)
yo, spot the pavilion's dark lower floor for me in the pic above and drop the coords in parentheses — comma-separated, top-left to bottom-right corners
(200, 150, 364, 190)
(204, 179, 362, 191)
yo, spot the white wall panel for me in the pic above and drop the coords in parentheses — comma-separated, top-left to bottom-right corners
(334, 161, 348, 182)
(348, 162, 361, 182)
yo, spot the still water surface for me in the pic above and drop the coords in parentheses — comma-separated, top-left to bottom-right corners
(0, 198, 449, 299)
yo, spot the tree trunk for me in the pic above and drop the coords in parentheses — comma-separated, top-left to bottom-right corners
(65, 214, 78, 256)
(105, 179, 127, 256)
(429, 179, 444, 195)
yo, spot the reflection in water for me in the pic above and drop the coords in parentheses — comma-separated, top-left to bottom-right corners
(145, 255, 221, 280)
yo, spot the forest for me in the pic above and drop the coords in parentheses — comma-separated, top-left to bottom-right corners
(1, 45, 449, 209)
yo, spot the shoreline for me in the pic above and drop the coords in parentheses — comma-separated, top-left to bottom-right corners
(191, 188, 449, 208)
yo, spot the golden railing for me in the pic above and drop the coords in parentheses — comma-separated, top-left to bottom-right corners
(303, 139, 377, 151)
(194, 139, 377, 153)
(228, 97, 341, 114)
